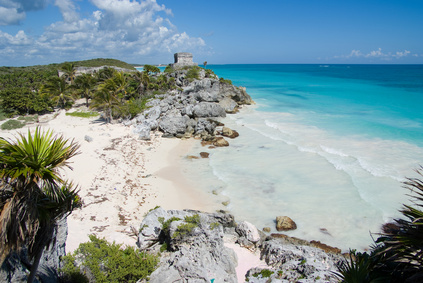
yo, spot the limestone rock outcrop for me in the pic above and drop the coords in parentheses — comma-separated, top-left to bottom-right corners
(0, 218, 68, 283)
(137, 208, 344, 283)
(137, 208, 238, 283)
(128, 69, 253, 139)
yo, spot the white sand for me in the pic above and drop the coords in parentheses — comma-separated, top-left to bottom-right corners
(0, 105, 217, 252)
(0, 104, 268, 280)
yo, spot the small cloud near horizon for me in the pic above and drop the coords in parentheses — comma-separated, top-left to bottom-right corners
(334, 48, 417, 61)
(0, 0, 209, 66)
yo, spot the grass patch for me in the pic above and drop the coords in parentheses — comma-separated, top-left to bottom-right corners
(1, 119, 25, 130)
(17, 115, 38, 123)
(66, 111, 99, 118)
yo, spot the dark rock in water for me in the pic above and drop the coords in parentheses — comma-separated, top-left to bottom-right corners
(276, 216, 297, 231)
(199, 152, 209, 158)
(310, 241, 342, 254)
(221, 127, 240, 139)
(0, 218, 68, 283)
(213, 137, 229, 147)
(319, 228, 332, 236)
(263, 227, 271, 233)
(186, 155, 199, 160)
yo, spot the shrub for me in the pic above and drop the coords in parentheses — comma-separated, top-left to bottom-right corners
(252, 269, 274, 278)
(164, 65, 174, 73)
(1, 119, 25, 130)
(60, 235, 158, 283)
(186, 66, 200, 81)
(219, 77, 233, 85)
(173, 214, 201, 239)
(113, 97, 150, 119)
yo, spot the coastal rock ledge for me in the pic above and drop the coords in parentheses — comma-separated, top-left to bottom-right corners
(137, 208, 345, 282)
(125, 69, 254, 140)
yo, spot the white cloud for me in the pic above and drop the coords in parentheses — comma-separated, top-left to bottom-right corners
(0, 0, 208, 65)
(341, 48, 415, 61)
(0, 0, 49, 25)
(54, 0, 79, 23)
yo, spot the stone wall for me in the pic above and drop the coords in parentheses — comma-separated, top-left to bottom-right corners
(171, 52, 198, 68)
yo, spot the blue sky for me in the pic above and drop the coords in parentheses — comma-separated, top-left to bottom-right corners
(0, 0, 422, 66)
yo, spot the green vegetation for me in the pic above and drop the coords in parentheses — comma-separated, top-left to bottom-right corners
(335, 168, 423, 282)
(186, 66, 200, 81)
(66, 58, 136, 70)
(246, 269, 274, 281)
(159, 216, 182, 234)
(173, 214, 201, 239)
(60, 235, 158, 283)
(219, 77, 233, 85)
(1, 119, 25, 130)
(0, 127, 81, 283)
(210, 222, 220, 230)
(0, 58, 211, 122)
(65, 111, 99, 118)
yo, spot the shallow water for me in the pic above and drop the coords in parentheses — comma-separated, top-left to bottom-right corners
(182, 64, 423, 251)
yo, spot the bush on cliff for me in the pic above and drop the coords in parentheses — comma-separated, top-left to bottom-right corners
(336, 168, 423, 282)
(60, 235, 159, 283)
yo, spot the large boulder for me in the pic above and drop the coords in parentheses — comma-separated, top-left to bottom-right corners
(137, 209, 238, 283)
(276, 216, 297, 231)
(192, 102, 226, 118)
(133, 124, 151, 140)
(159, 114, 191, 137)
(250, 239, 343, 282)
(219, 83, 254, 105)
(219, 97, 238, 113)
(183, 79, 220, 102)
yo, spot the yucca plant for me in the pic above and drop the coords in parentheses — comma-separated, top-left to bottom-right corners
(0, 127, 81, 283)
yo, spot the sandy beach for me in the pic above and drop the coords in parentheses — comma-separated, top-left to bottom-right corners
(0, 103, 268, 282)
(0, 104, 218, 252)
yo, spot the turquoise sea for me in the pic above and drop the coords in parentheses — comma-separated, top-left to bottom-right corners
(182, 64, 423, 251)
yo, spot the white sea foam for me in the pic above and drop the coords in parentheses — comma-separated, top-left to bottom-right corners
(182, 107, 422, 251)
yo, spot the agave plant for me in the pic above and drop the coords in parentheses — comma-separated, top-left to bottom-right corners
(374, 168, 423, 281)
(0, 127, 81, 283)
(336, 168, 423, 282)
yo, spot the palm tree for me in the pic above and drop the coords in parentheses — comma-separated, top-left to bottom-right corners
(0, 127, 81, 283)
(203, 61, 207, 69)
(41, 76, 75, 109)
(135, 71, 150, 95)
(74, 73, 97, 107)
(60, 62, 76, 85)
(91, 88, 119, 123)
(95, 67, 116, 82)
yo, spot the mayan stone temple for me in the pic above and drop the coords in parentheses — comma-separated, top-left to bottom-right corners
(171, 52, 198, 68)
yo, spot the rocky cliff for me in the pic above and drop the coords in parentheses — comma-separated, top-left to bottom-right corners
(0, 219, 68, 283)
(137, 208, 345, 282)
(125, 68, 253, 140)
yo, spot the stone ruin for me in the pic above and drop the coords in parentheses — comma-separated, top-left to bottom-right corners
(171, 52, 198, 68)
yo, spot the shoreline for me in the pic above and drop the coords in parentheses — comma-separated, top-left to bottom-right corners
(0, 106, 220, 252)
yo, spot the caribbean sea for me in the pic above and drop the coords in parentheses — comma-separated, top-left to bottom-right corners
(182, 64, 423, 251)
